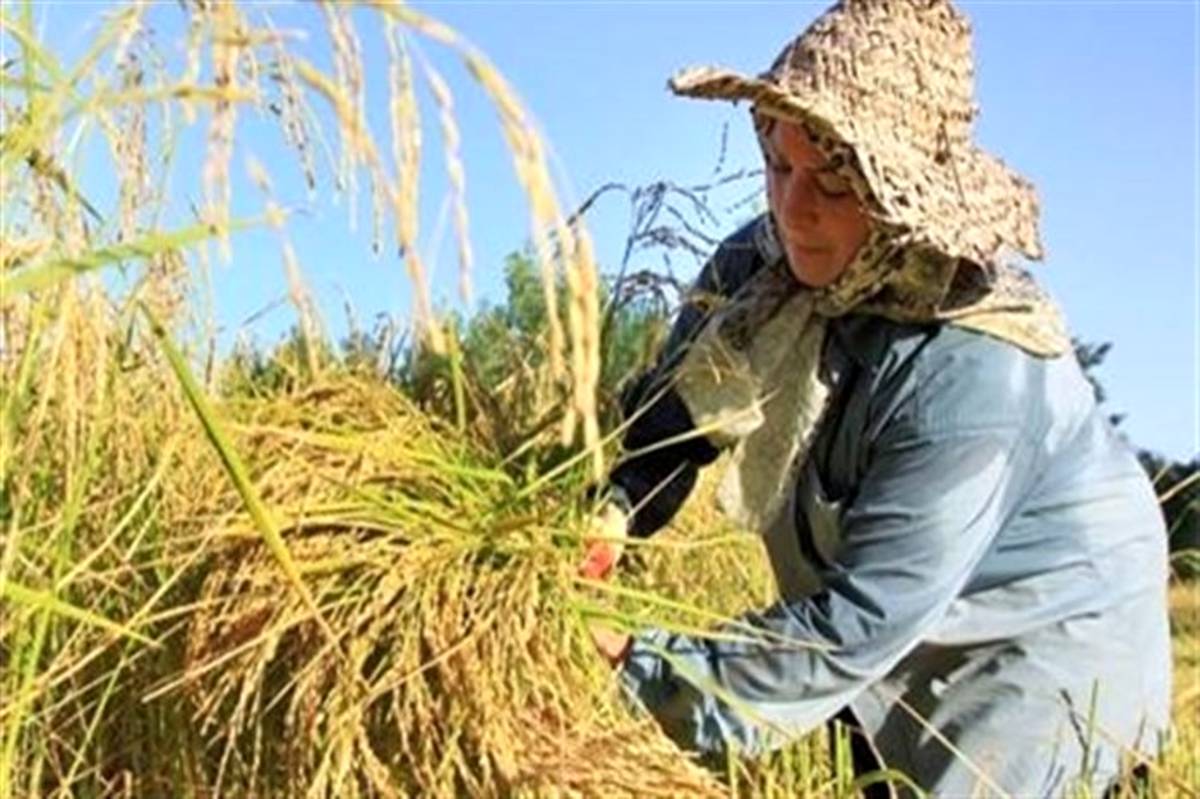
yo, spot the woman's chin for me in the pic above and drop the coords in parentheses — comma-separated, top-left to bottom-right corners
(787, 259, 836, 288)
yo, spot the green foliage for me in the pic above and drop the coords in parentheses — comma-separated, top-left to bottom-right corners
(459, 251, 552, 387)
(1140, 451, 1200, 574)
(220, 325, 336, 398)
(458, 250, 668, 411)
(388, 250, 670, 464)
(1073, 338, 1124, 427)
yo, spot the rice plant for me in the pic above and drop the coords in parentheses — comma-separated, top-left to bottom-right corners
(1, 2, 1194, 798)
(0, 2, 727, 795)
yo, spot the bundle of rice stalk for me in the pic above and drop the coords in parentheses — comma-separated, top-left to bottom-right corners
(161, 375, 722, 797)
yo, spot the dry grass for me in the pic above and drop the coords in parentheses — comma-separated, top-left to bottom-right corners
(1166, 584, 1200, 791)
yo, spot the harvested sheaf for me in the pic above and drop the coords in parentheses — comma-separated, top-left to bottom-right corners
(162, 378, 722, 797)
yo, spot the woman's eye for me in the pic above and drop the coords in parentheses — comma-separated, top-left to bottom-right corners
(815, 170, 852, 197)
(767, 160, 792, 176)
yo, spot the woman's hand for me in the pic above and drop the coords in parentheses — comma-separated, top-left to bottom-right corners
(578, 501, 629, 581)
(578, 501, 632, 666)
(588, 623, 632, 668)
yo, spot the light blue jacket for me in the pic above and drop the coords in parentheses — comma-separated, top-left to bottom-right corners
(610, 219, 1172, 797)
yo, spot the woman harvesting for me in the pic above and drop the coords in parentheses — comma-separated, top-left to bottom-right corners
(583, 1, 1172, 795)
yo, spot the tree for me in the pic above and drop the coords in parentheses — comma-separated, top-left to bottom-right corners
(1073, 338, 1124, 427)
(373, 250, 670, 475)
(1140, 451, 1200, 576)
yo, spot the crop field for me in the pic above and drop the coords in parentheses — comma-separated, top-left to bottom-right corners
(1, 2, 1195, 797)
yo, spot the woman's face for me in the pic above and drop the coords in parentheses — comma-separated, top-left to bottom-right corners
(758, 116, 872, 287)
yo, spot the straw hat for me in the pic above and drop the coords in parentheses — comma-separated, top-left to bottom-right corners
(669, 0, 1043, 266)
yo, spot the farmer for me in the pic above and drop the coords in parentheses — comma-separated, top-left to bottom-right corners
(580, 1, 1172, 796)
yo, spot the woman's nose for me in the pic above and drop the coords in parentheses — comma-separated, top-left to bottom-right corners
(778, 174, 820, 226)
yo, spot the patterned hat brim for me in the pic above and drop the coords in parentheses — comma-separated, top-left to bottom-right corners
(669, 66, 1043, 264)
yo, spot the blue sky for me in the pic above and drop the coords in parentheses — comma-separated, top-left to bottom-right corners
(25, 1, 1200, 462)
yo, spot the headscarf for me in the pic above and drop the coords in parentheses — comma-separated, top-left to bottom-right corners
(660, 0, 1071, 535)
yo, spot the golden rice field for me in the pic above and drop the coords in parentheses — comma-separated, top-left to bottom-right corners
(1, 2, 1196, 797)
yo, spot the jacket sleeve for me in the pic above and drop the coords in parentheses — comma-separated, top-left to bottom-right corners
(617, 333, 1042, 755)
(607, 216, 771, 538)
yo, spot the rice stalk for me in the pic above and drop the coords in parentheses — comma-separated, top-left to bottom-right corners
(0, 580, 154, 646)
(181, 0, 207, 124)
(383, 21, 443, 354)
(319, 0, 365, 232)
(463, 51, 568, 382)
(269, 21, 318, 193)
(142, 304, 345, 663)
(0, 219, 260, 296)
(419, 52, 474, 304)
(67, 82, 258, 124)
(247, 156, 323, 380)
(112, 50, 149, 242)
(166, 377, 725, 798)
(201, 1, 244, 259)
